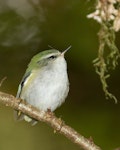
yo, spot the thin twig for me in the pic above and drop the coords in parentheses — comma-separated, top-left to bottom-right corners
(0, 77, 7, 87)
(0, 91, 101, 150)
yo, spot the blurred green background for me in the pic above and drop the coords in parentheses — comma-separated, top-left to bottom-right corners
(0, 0, 120, 150)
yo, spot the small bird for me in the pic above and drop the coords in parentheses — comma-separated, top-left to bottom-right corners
(15, 47, 70, 125)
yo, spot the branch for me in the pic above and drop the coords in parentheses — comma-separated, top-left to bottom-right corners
(0, 91, 101, 150)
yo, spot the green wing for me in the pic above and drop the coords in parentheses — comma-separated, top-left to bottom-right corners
(15, 71, 31, 121)
(16, 71, 31, 98)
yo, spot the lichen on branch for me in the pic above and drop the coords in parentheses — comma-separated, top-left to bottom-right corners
(87, 0, 120, 102)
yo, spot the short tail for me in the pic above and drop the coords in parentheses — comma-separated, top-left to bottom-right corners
(14, 110, 24, 121)
(14, 110, 38, 125)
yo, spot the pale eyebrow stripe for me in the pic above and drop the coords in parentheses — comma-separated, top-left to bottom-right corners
(41, 52, 60, 59)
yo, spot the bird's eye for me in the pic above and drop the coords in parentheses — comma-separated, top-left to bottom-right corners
(48, 55, 57, 59)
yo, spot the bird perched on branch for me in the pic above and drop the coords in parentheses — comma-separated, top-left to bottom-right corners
(15, 47, 70, 125)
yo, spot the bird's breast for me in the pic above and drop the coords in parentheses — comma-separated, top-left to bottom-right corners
(21, 57, 69, 111)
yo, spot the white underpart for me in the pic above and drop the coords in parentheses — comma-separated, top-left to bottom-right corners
(21, 56, 69, 111)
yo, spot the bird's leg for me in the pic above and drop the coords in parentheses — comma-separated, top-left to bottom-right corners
(47, 108, 54, 115)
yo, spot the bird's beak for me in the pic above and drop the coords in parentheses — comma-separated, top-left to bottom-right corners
(61, 45, 71, 56)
